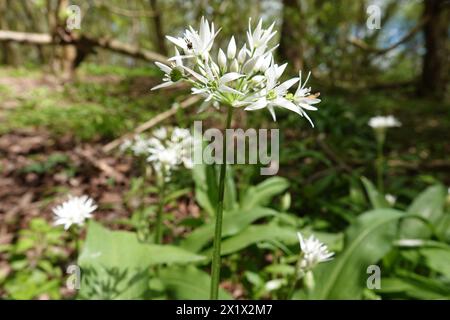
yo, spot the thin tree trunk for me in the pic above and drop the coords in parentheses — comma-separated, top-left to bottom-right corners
(0, 0, 16, 65)
(149, 0, 167, 56)
(20, 0, 46, 63)
(418, 0, 449, 100)
(279, 0, 305, 72)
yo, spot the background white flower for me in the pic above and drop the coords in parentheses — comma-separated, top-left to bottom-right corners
(297, 232, 334, 271)
(53, 195, 97, 230)
(385, 194, 397, 205)
(368, 115, 401, 129)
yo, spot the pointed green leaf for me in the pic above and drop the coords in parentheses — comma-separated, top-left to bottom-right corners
(311, 209, 404, 299)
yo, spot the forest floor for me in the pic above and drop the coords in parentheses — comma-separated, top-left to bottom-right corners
(1, 65, 450, 235)
(0, 65, 197, 251)
(0, 64, 449, 299)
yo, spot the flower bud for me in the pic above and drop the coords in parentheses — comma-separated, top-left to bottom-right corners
(227, 36, 236, 59)
(230, 59, 239, 72)
(218, 49, 227, 69)
(238, 45, 247, 64)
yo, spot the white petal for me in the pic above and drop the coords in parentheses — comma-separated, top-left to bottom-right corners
(151, 81, 174, 90)
(268, 105, 277, 121)
(274, 98, 303, 116)
(244, 98, 268, 111)
(298, 102, 318, 111)
(166, 35, 187, 50)
(182, 66, 208, 83)
(219, 72, 244, 84)
(276, 77, 299, 94)
(155, 62, 171, 74)
(219, 85, 243, 95)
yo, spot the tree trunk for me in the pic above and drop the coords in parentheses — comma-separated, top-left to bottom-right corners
(418, 0, 449, 100)
(149, 0, 167, 56)
(0, 0, 16, 65)
(279, 0, 305, 72)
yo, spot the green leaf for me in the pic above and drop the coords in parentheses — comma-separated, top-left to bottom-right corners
(310, 209, 404, 299)
(377, 273, 450, 299)
(212, 225, 342, 257)
(224, 167, 238, 212)
(192, 163, 218, 217)
(420, 247, 450, 278)
(241, 177, 290, 210)
(361, 177, 389, 209)
(193, 163, 237, 216)
(78, 221, 205, 299)
(400, 185, 446, 239)
(181, 207, 277, 252)
(159, 266, 232, 300)
(215, 225, 298, 256)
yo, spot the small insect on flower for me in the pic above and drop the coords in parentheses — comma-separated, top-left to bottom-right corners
(297, 232, 334, 272)
(53, 195, 97, 230)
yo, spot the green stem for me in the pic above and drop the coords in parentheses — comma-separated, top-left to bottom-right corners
(155, 175, 166, 244)
(71, 226, 80, 259)
(210, 106, 233, 300)
(376, 138, 384, 193)
(286, 273, 299, 300)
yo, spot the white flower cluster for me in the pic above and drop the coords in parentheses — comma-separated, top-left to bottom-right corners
(121, 127, 193, 179)
(368, 115, 401, 129)
(297, 232, 334, 272)
(152, 17, 321, 126)
(53, 195, 97, 230)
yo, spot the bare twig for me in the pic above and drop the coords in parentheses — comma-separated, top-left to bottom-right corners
(348, 16, 429, 56)
(75, 147, 126, 182)
(102, 95, 201, 153)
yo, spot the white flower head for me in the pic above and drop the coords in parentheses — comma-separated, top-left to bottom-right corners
(151, 49, 184, 91)
(166, 17, 219, 59)
(291, 71, 321, 127)
(368, 115, 401, 129)
(297, 232, 334, 271)
(146, 126, 193, 180)
(53, 195, 97, 230)
(119, 138, 133, 153)
(385, 194, 397, 206)
(153, 17, 321, 126)
(131, 135, 150, 156)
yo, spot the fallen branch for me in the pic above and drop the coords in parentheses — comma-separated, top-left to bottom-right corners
(0, 29, 167, 63)
(102, 95, 201, 153)
(75, 147, 126, 182)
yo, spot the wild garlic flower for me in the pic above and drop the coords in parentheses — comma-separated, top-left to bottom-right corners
(385, 194, 397, 206)
(53, 195, 97, 230)
(131, 135, 152, 156)
(153, 17, 321, 126)
(146, 127, 193, 180)
(297, 232, 334, 272)
(121, 128, 193, 180)
(152, 50, 184, 90)
(368, 115, 401, 129)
